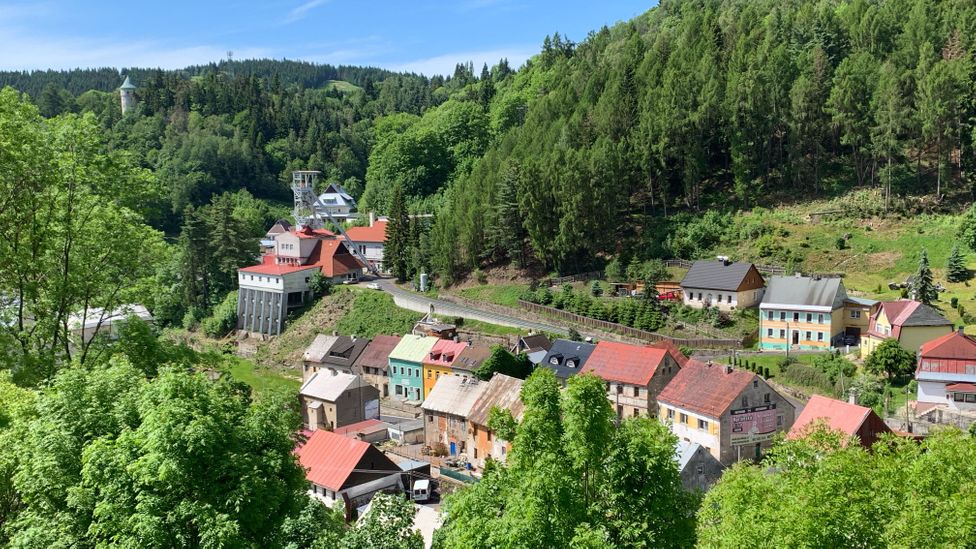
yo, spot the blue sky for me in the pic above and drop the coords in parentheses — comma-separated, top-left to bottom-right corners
(0, 1, 650, 75)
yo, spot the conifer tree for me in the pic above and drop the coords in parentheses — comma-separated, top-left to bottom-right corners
(909, 249, 938, 305)
(385, 182, 411, 282)
(947, 244, 969, 282)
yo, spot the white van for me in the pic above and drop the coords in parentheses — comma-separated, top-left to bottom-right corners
(410, 479, 431, 502)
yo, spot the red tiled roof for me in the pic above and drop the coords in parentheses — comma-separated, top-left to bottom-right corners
(240, 254, 320, 275)
(788, 395, 872, 439)
(919, 330, 976, 359)
(296, 429, 370, 492)
(946, 382, 976, 393)
(345, 220, 388, 243)
(423, 339, 469, 367)
(581, 341, 669, 386)
(294, 226, 336, 239)
(333, 419, 388, 438)
(649, 340, 690, 367)
(657, 360, 755, 418)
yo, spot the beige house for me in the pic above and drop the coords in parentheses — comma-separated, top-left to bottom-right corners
(679, 259, 765, 311)
(421, 375, 486, 457)
(581, 340, 686, 420)
(658, 360, 796, 465)
(861, 300, 952, 357)
(299, 371, 380, 431)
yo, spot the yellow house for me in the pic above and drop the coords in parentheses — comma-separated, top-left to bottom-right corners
(861, 300, 953, 357)
(421, 338, 470, 399)
(760, 275, 848, 351)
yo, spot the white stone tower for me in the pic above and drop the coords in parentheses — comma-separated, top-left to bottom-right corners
(119, 75, 136, 114)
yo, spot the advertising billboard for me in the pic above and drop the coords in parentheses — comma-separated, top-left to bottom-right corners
(730, 403, 778, 445)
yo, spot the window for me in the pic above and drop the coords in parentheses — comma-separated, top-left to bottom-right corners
(805, 331, 812, 341)
(428, 415, 433, 422)
(395, 385, 402, 396)
(633, 386, 640, 397)
(741, 396, 748, 407)
(616, 384, 623, 394)
(696, 464, 704, 475)
(717, 294, 722, 302)
(779, 329, 786, 338)
(767, 310, 774, 321)
(427, 370, 431, 378)
(954, 393, 965, 402)
(667, 408, 675, 420)
(698, 419, 708, 430)
(780, 312, 786, 321)
(793, 312, 800, 322)
(806, 313, 812, 323)
(767, 328, 773, 337)
(851, 310, 861, 319)
(679, 413, 688, 424)
(967, 394, 976, 403)
(727, 295, 733, 304)
(777, 415, 783, 427)
(764, 393, 770, 403)
(818, 332, 824, 342)
(818, 313, 824, 323)
(634, 408, 640, 418)
(566, 359, 577, 368)
(698, 293, 703, 301)
(753, 380, 758, 389)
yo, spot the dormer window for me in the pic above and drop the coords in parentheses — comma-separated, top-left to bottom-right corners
(566, 359, 577, 369)
(549, 355, 562, 366)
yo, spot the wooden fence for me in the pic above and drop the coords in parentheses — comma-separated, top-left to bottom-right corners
(517, 300, 743, 349)
(546, 270, 605, 286)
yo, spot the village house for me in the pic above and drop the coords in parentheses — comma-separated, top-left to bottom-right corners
(237, 225, 364, 336)
(467, 373, 524, 471)
(539, 339, 597, 385)
(422, 338, 471, 399)
(512, 334, 552, 366)
(581, 340, 685, 420)
(916, 328, 976, 409)
(303, 334, 339, 380)
(265, 218, 292, 239)
(344, 213, 388, 274)
(679, 259, 765, 311)
(657, 360, 796, 465)
(421, 375, 485, 457)
(788, 394, 892, 448)
(299, 371, 380, 431)
(389, 334, 439, 402)
(333, 418, 391, 444)
(302, 333, 368, 380)
(453, 344, 491, 380)
(675, 441, 724, 492)
(862, 299, 953, 357)
(353, 335, 400, 398)
(759, 275, 860, 351)
(296, 429, 400, 510)
(315, 182, 357, 220)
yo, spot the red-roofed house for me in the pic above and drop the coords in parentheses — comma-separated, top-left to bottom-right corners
(581, 341, 685, 419)
(862, 300, 952, 357)
(788, 394, 891, 447)
(296, 429, 399, 506)
(344, 214, 388, 274)
(237, 226, 365, 336)
(916, 328, 976, 409)
(657, 360, 796, 465)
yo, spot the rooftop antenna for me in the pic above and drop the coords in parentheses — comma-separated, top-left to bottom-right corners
(291, 170, 380, 276)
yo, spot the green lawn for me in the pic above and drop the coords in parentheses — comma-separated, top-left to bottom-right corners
(324, 80, 362, 93)
(225, 357, 301, 397)
(459, 318, 523, 336)
(457, 284, 530, 308)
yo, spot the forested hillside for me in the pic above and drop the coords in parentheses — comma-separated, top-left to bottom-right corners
(420, 0, 976, 280)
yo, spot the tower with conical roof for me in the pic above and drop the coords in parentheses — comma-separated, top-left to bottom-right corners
(119, 75, 136, 114)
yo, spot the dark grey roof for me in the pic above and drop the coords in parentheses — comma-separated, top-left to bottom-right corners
(902, 303, 952, 327)
(539, 340, 596, 381)
(762, 276, 847, 309)
(519, 334, 552, 352)
(680, 260, 759, 291)
(324, 335, 369, 369)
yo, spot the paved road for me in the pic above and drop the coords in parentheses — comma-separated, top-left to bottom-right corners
(374, 279, 569, 336)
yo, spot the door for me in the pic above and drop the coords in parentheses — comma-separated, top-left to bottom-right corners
(449, 442, 457, 456)
(792, 330, 799, 345)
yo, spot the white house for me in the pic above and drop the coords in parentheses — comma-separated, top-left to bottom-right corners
(316, 183, 357, 220)
(679, 259, 765, 311)
(344, 213, 388, 274)
(916, 328, 976, 410)
(68, 304, 154, 344)
(237, 226, 364, 336)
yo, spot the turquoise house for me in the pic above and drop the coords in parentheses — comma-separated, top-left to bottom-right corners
(388, 334, 438, 402)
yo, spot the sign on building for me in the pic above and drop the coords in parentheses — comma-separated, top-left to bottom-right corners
(730, 404, 778, 445)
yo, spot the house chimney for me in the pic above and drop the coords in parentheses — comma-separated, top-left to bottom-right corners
(959, 326, 965, 334)
(332, 330, 338, 336)
(369, 211, 376, 227)
(352, 334, 357, 341)
(848, 390, 857, 404)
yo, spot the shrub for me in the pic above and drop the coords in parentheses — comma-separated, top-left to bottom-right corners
(590, 280, 603, 297)
(568, 328, 582, 341)
(182, 306, 205, 330)
(202, 291, 238, 338)
(763, 367, 771, 378)
(308, 272, 333, 297)
(835, 237, 846, 250)
(951, 297, 959, 308)
(780, 363, 835, 394)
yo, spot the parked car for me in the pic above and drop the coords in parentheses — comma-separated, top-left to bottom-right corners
(366, 282, 381, 290)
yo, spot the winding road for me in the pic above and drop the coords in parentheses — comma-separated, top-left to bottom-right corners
(374, 279, 570, 336)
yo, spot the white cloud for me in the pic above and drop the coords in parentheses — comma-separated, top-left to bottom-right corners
(388, 47, 536, 77)
(0, 25, 268, 70)
(284, 0, 330, 24)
